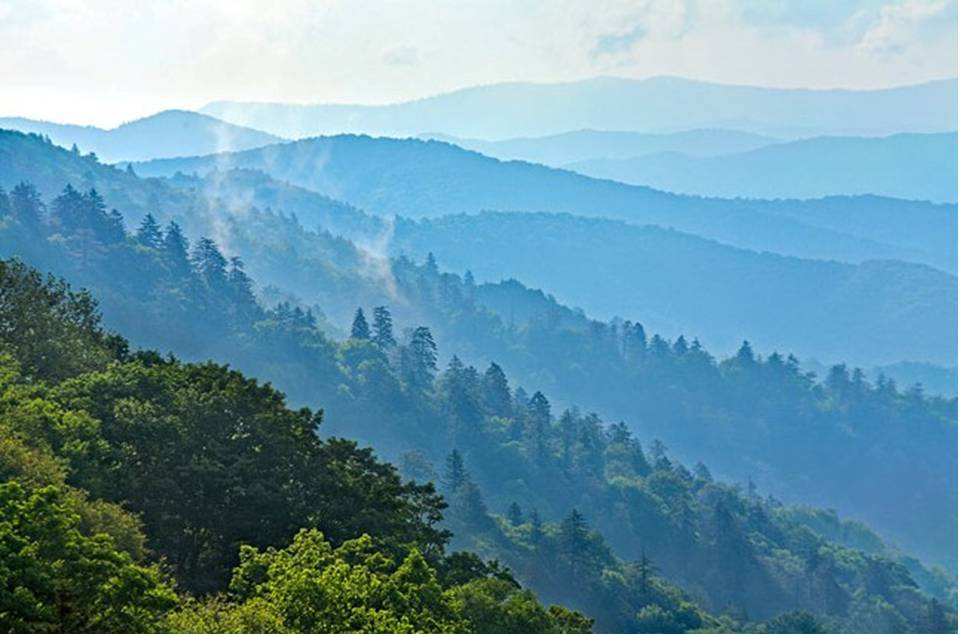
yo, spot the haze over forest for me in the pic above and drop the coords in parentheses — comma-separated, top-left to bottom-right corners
(0, 1, 956, 633)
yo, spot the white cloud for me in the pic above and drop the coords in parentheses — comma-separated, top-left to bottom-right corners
(0, 0, 954, 127)
(858, 0, 957, 56)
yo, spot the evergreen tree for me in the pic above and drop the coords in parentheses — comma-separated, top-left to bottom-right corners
(673, 334, 689, 355)
(402, 326, 438, 392)
(227, 256, 259, 321)
(525, 391, 551, 462)
(372, 305, 396, 349)
(136, 213, 164, 249)
(350, 307, 371, 339)
(482, 363, 513, 418)
(736, 340, 756, 366)
(559, 509, 591, 573)
(442, 449, 469, 493)
(162, 221, 191, 276)
(190, 237, 228, 286)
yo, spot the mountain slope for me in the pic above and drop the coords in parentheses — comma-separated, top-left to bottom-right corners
(0, 110, 282, 162)
(134, 134, 957, 272)
(201, 75, 958, 139)
(392, 211, 957, 367)
(1, 135, 956, 576)
(420, 128, 779, 165)
(570, 132, 959, 203)
(0, 196, 955, 629)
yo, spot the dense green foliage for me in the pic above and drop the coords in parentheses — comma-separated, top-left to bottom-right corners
(0, 259, 590, 633)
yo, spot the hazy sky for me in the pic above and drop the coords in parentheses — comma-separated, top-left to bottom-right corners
(1, 0, 956, 127)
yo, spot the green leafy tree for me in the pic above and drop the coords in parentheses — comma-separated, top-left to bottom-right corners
(765, 610, 827, 634)
(0, 481, 177, 633)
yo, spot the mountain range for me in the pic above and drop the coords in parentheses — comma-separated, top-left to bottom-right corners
(420, 128, 780, 164)
(133, 134, 957, 273)
(201, 76, 959, 139)
(1, 126, 956, 574)
(0, 109, 283, 162)
(569, 132, 958, 203)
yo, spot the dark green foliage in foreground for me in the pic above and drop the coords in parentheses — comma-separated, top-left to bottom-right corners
(0, 260, 590, 633)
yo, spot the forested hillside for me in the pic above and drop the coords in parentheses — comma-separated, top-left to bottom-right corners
(392, 212, 956, 366)
(0, 174, 955, 633)
(0, 132, 955, 569)
(0, 258, 595, 633)
(133, 133, 956, 272)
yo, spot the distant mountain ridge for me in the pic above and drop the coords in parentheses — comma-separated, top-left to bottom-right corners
(419, 128, 780, 165)
(133, 134, 957, 272)
(569, 132, 959, 203)
(201, 75, 958, 139)
(0, 110, 283, 162)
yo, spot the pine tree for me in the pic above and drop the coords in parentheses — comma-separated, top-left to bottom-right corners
(482, 363, 512, 417)
(372, 306, 396, 349)
(351, 307, 371, 339)
(227, 256, 258, 318)
(191, 237, 228, 286)
(525, 391, 551, 462)
(673, 334, 689, 355)
(736, 340, 756, 366)
(136, 213, 163, 249)
(162, 221, 191, 276)
(402, 326, 438, 392)
(442, 449, 469, 493)
(9, 182, 45, 229)
(559, 509, 591, 573)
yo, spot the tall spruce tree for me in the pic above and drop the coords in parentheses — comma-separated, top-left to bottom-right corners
(136, 213, 163, 249)
(351, 307, 370, 339)
(372, 305, 396, 349)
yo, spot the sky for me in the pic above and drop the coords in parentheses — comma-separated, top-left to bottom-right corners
(0, 0, 957, 127)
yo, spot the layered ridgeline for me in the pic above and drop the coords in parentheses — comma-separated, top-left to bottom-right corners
(0, 191, 956, 633)
(3, 172, 956, 632)
(567, 132, 958, 204)
(1, 130, 956, 570)
(0, 110, 283, 162)
(390, 212, 957, 367)
(132, 133, 956, 273)
(128, 133, 957, 367)
(431, 130, 958, 204)
(200, 76, 958, 139)
(418, 129, 781, 165)
(0, 258, 596, 633)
